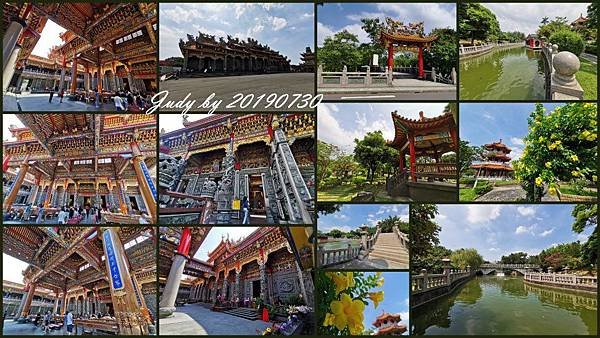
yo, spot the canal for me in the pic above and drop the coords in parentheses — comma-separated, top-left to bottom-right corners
(460, 46, 546, 100)
(412, 276, 597, 335)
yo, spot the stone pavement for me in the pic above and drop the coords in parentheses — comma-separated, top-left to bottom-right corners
(319, 78, 456, 100)
(3, 93, 117, 111)
(159, 303, 270, 335)
(325, 233, 409, 270)
(476, 185, 560, 202)
(3, 320, 67, 335)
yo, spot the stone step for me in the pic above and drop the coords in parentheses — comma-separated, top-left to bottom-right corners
(222, 307, 260, 321)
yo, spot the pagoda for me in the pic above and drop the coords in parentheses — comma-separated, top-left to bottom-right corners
(372, 312, 407, 335)
(471, 139, 513, 179)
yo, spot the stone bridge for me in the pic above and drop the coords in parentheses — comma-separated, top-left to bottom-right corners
(478, 263, 540, 275)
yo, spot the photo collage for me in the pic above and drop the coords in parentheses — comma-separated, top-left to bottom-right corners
(1, 1, 597, 337)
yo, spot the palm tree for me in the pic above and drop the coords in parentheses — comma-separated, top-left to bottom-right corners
(541, 16, 549, 25)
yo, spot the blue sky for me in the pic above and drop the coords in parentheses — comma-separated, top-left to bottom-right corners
(318, 103, 448, 152)
(318, 3, 456, 46)
(363, 272, 409, 335)
(160, 3, 314, 64)
(191, 227, 259, 262)
(435, 204, 594, 262)
(460, 103, 566, 162)
(318, 204, 409, 233)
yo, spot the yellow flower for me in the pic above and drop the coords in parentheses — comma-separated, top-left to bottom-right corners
(323, 312, 335, 327)
(328, 272, 354, 294)
(545, 162, 552, 168)
(572, 170, 581, 177)
(538, 136, 545, 143)
(570, 155, 579, 162)
(555, 140, 561, 145)
(368, 291, 384, 309)
(377, 276, 385, 287)
(548, 186, 557, 195)
(535, 177, 543, 186)
(329, 293, 365, 334)
(587, 133, 597, 141)
(593, 175, 597, 182)
(548, 142, 557, 150)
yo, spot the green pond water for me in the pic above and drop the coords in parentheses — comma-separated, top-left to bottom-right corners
(413, 276, 597, 335)
(460, 46, 546, 100)
(320, 239, 360, 250)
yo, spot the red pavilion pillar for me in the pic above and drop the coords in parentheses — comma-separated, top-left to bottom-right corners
(3, 155, 11, 172)
(408, 134, 416, 182)
(387, 44, 394, 71)
(417, 45, 424, 79)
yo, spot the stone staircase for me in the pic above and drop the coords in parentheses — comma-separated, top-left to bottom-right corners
(222, 307, 260, 321)
(367, 232, 409, 268)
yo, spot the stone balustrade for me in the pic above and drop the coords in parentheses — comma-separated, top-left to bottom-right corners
(411, 259, 474, 307)
(317, 64, 456, 87)
(524, 272, 597, 291)
(318, 226, 380, 267)
(392, 225, 409, 248)
(541, 43, 584, 100)
(460, 42, 523, 56)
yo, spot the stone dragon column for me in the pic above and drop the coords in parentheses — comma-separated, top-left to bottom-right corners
(159, 227, 192, 318)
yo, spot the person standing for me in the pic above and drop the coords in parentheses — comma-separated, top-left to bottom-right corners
(241, 196, 250, 224)
(49, 86, 56, 103)
(36, 204, 45, 224)
(43, 311, 51, 334)
(59, 88, 64, 103)
(65, 311, 73, 335)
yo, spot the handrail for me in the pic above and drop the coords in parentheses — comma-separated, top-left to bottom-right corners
(524, 272, 597, 288)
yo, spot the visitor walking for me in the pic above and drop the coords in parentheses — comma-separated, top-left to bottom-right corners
(59, 89, 65, 103)
(57, 207, 68, 224)
(49, 86, 55, 103)
(113, 94, 125, 111)
(65, 311, 74, 335)
(241, 196, 250, 224)
(36, 204, 45, 224)
(43, 311, 51, 334)
(94, 89, 100, 108)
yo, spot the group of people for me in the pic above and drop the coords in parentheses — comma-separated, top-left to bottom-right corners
(56, 206, 103, 224)
(31, 310, 115, 335)
(112, 90, 154, 112)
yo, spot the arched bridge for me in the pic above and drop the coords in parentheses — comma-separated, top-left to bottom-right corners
(478, 263, 540, 275)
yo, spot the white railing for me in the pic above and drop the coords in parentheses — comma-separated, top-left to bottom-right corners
(318, 64, 456, 87)
(542, 43, 584, 100)
(318, 227, 380, 267)
(412, 269, 471, 293)
(460, 42, 524, 56)
(524, 272, 597, 288)
(393, 225, 409, 247)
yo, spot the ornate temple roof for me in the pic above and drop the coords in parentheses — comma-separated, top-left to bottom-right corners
(389, 110, 457, 155)
(373, 312, 402, 327)
(379, 18, 437, 46)
(3, 3, 157, 75)
(2, 227, 155, 293)
(3, 114, 156, 182)
(484, 139, 512, 152)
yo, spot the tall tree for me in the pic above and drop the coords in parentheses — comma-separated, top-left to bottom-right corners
(458, 3, 501, 43)
(353, 131, 394, 183)
(572, 204, 598, 267)
(541, 16, 549, 25)
(459, 140, 485, 174)
(450, 248, 484, 269)
(410, 204, 441, 272)
(317, 30, 363, 71)
(587, 2, 598, 30)
(424, 28, 458, 77)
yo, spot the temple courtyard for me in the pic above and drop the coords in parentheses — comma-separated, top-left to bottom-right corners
(159, 73, 314, 112)
(319, 78, 456, 100)
(159, 303, 270, 335)
(3, 93, 118, 112)
(3, 321, 71, 336)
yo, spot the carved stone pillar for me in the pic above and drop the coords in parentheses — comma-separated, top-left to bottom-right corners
(259, 263, 268, 303)
(130, 141, 157, 222)
(159, 227, 191, 318)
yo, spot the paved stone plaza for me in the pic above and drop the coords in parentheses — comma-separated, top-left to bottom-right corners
(3, 93, 117, 111)
(159, 73, 315, 112)
(3, 321, 68, 336)
(159, 303, 270, 335)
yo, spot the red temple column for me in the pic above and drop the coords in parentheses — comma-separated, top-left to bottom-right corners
(387, 44, 394, 71)
(529, 39, 534, 48)
(417, 45, 424, 79)
(2, 155, 11, 172)
(408, 135, 417, 182)
(70, 55, 78, 93)
(159, 227, 192, 317)
(449, 128, 458, 149)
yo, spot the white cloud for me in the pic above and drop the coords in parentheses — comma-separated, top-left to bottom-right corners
(489, 247, 499, 252)
(539, 228, 554, 237)
(271, 17, 288, 31)
(466, 205, 502, 224)
(516, 206, 535, 217)
(375, 3, 456, 31)
(510, 137, 524, 146)
(515, 225, 533, 235)
(316, 22, 370, 46)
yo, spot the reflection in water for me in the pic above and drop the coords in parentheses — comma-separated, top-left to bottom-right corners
(412, 276, 597, 335)
(460, 46, 545, 100)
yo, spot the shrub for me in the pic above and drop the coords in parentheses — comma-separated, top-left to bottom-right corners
(459, 176, 476, 185)
(474, 181, 492, 195)
(585, 43, 597, 56)
(352, 176, 367, 186)
(549, 30, 585, 55)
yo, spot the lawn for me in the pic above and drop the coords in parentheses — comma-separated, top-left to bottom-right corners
(492, 179, 519, 186)
(576, 58, 597, 100)
(317, 181, 407, 202)
(459, 188, 477, 201)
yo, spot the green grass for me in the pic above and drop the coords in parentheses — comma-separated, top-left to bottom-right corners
(492, 179, 519, 186)
(558, 184, 598, 197)
(317, 181, 407, 202)
(576, 58, 597, 100)
(459, 188, 478, 201)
